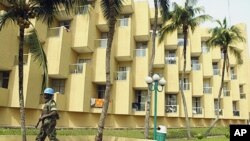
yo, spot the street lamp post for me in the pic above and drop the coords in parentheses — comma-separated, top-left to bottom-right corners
(145, 74, 166, 140)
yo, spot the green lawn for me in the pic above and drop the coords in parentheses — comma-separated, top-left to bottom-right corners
(0, 127, 230, 140)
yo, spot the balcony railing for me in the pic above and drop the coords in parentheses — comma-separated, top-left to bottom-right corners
(90, 98, 105, 108)
(203, 87, 212, 94)
(191, 63, 200, 70)
(177, 38, 189, 46)
(69, 63, 83, 74)
(118, 18, 129, 27)
(231, 74, 237, 80)
(214, 109, 223, 115)
(202, 46, 209, 53)
(132, 102, 145, 111)
(165, 57, 176, 64)
(213, 69, 220, 75)
(48, 27, 61, 37)
(95, 39, 108, 48)
(115, 71, 127, 80)
(240, 93, 246, 99)
(135, 49, 146, 57)
(233, 110, 240, 116)
(223, 90, 230, 96)
(192, 107, 202, 114)
(179, 83, 190, 90)
(165, 105, 178, 113)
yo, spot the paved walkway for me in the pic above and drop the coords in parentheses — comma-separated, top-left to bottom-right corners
(0, 135, 154, 141)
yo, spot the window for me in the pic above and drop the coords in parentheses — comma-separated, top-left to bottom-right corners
(233, 101, 240, 116)
(239, 85, 246, 99)
(165, 50, 176, 64)
(203, 79, 212, 94)
(192, 97, 202, 114)
(135, 42, 147, 57)
(191, 57, 200, 70)
(0, 71, 9, 88)
(51, 79, 65, 94)
(116, 67, 128, 80)
(201, 41, 209, 53)
(165, 94, 177, 113)
(177, 33, 188, 46)
(98, 32, 108, 48)
(230, 67, 237, 80)
(133, 90, 147, 111)
(212, 62, 220, 75)
(97, 85, 105, 99)
(179, 77, 190, 90)
(150, 24, 162, 36)
(119, 15, 129, 26)
(214, 99, 223, 115)
(223, 83, 230, 96)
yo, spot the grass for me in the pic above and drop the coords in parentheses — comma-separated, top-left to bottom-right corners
(0, 126, 229, 140)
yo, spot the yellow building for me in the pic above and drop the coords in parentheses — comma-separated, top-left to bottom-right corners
(0, 0, 250, 128)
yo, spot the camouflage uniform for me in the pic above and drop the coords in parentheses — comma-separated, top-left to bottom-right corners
(36, 99, 59, 141)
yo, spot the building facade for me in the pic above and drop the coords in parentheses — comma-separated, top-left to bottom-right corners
(0, 0, 250, 128)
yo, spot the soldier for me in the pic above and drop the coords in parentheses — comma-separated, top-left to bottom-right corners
(36, 88, 59, 141)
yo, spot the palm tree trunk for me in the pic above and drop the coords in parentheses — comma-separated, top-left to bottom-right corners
(204, 50, 227, 137)
(181, 29, 191, 139)
(19, 26, 27, 141)
(144, 0, 158, 139)
(95, 1, 116, 140)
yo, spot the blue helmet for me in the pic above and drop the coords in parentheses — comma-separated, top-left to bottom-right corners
(44, 88, 54, 95)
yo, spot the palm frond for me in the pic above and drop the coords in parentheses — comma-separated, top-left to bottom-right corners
(100, 0, 122, 25)
(24, 26, 48, 89)
(228, 46, 243, 64)
(159, 23, 178, 43)
(159, 0, 170, 22)
(0, 9, 17, 30)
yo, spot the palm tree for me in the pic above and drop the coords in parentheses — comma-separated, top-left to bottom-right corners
(159, 0, 211, 138)
(144, 0, 169, 139)
(95, 0, 122, 141)
(204, 18, 245, 137)
(0, 0, 73, 140)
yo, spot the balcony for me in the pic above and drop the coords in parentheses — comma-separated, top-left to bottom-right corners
(191, 63, 200, 70)
(233, 110, 240, 116)
(223, 90, 230, 96)
(69, 63, 83, 74)
(46, 26, 71, 78)
(115, 71, 127, 80)
(240, 93, 246, 99)
(96, 13, 108, 32)
(213, 69, 220, 75)
(203, 87, 212, 94)
(120, 0, 133, 14)
(192, 107, 203, 115)
(165, 57, 176, 64)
